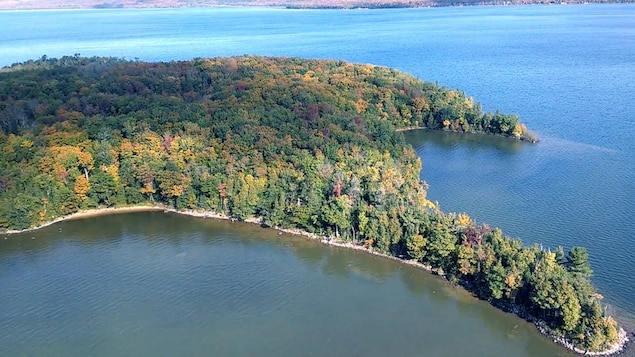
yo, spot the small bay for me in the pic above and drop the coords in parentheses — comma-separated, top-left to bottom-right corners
(0, 212, 576, 356)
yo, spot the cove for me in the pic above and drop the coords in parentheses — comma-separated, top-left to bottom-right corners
(0, 212, 578, 356)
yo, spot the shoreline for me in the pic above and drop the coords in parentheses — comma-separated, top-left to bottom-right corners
(0, 1, 633, 11)
(1, 205, 630, 355)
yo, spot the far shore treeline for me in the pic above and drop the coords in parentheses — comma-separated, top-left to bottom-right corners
(0, 55, 621, 352)
(0, 0, 633, 11)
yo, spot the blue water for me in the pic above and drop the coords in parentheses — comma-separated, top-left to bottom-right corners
(1, 3, 634, 328)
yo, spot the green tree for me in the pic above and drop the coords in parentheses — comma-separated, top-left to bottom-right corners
(5, 192, 40, 230)
(486, 262, 507, 300)
(566, 246, 593, 278)
(157, 170, 191, 207)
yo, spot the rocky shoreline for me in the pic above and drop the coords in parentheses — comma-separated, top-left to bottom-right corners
(395, 126, 540, 143)
(2, 205, 630, 355)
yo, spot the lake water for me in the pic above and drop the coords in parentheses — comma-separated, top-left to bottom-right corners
(0, 212, 577, 356)
(1, 4, 634, 354)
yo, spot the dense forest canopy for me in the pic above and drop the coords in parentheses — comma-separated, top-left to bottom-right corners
(0, 55, 620, 352)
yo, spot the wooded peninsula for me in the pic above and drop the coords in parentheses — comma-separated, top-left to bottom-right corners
(0, 56, 626, 354)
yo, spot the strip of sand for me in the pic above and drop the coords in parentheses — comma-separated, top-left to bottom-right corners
(2, 206, 164, 235)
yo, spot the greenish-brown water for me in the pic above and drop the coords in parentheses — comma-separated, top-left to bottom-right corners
(1, 212, 579, 356)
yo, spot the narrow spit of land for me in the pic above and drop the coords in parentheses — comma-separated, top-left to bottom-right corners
(2, 206, 631, 356)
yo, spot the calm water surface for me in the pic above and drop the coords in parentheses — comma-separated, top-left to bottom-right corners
(0, 213, 576, 356)
(1, 4, 634, 353)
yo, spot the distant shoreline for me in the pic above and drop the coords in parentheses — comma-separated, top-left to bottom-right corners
(1, 205, 630, 355)
(0, 0, 632, 11)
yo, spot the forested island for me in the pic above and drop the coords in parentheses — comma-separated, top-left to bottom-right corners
(0, 56, 626, 354)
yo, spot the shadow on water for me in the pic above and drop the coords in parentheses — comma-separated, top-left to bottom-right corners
(403, 129, 531, 154)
